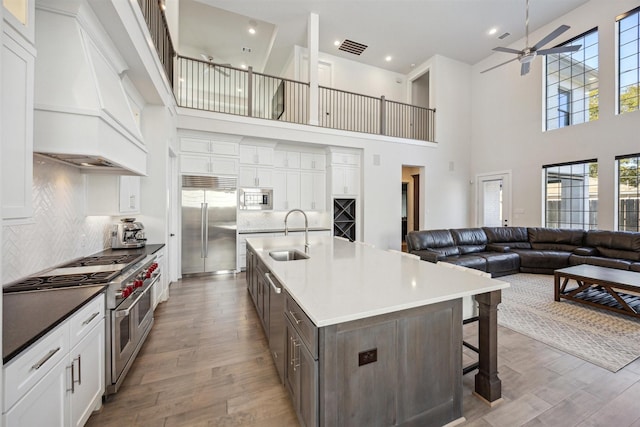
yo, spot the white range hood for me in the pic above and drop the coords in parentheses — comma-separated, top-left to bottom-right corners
(33, 1, 147, 175)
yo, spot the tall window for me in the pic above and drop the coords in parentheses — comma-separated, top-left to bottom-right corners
(618, 7, 640, 114)
(617, 154, 640, 231)
(545, 29, 599, 130)
(544, 160, 598, 229)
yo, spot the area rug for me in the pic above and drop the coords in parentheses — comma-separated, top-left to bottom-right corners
(497, 273, 640, 372)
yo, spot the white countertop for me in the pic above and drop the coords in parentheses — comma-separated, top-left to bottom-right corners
(247, 235, 510, 327)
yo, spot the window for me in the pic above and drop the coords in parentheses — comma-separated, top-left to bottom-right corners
(545, 29, 599, 130)
(544, 160, 598, 229)
(617, 154, 640, 231)
(618, 7, 640, 114)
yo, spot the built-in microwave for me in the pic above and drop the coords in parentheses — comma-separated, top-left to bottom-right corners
(239, 188, 273, 210)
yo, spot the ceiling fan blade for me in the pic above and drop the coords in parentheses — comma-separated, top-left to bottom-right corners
(493, 46, 524, 55)
(532, 25, 571, 50)
(537, 45, 582, 55)
(520, 61, 531, 76)
(480, 57, 520, 74)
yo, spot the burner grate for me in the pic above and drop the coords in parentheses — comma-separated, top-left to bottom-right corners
(3, 268, 123, 293)
(62, 254, 144, 267)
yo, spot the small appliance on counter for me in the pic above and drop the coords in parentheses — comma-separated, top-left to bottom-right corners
(111, 218, 147, 249)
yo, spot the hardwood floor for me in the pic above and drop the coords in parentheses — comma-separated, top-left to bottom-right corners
(87, 273, 640, 426)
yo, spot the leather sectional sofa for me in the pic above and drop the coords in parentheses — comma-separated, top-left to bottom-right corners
(406, 227, 640, 277)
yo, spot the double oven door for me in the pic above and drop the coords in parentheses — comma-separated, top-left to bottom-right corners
(111, 274, 159, 384)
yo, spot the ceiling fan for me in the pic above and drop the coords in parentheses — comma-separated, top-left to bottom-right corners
(481, 0, 582, 76)
(200, 54, 231, 77)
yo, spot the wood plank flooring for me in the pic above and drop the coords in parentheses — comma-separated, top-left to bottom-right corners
(87, 273, 640, 426)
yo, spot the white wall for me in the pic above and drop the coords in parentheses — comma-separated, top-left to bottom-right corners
(137, 105, 176, 244)
(471, 0, 640, 230)
(295, 46, 407, 102)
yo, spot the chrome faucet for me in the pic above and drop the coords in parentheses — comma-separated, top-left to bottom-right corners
(284, 209, 310, 254)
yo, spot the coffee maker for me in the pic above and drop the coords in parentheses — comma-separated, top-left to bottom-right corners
(111, 218, 147, 249)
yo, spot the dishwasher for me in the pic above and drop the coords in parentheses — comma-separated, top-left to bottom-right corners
(265, 272, 285, 383)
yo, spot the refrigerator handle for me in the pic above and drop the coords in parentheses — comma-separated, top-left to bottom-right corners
(201, 203, 206, 258)
(204, 203, 209, 258)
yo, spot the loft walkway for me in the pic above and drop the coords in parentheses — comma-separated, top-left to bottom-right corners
(137, 0, 436, 143)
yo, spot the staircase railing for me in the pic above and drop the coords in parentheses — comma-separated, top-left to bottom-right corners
(137, 0, 175, 87)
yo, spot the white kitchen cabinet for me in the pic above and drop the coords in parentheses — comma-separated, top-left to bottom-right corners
(1, 26, 35, 220)
(181, 137, 238, 156)
(330, 166, 360, 196)
(4, 358, 68, 427)
(3, 293, 105, 427)
(240, 145, 274, 166)
(330, 151, 360, 167)
(239, 165, 273, 188)
(86, 175, 141, 215)
(118, 176, 140, 214)
(300, 171, 326, 211)
(300, 153, 326, 171)
(274, 150, 301, 169)
(153, 248, 168, 308)
(69, 321, 104, 427)
(238, 233, 276, 270)
(273, 170, 301, 211)
(180, 154, 239, 176)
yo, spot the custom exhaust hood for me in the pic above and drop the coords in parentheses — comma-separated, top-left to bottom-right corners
(33, 1, 147, 175)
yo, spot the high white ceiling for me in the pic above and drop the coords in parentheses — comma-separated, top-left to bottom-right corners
(177, 0, 591, 75)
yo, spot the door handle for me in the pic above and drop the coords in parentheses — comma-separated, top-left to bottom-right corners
(204, 203, 209, 258)
(265, 273, 281, 294)
(201, 203, 206, 258)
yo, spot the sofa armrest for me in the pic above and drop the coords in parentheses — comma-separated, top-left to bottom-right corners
(574, 246, 598, 256)
(411, 250, 446, 263)
(487, 244, 510, 253)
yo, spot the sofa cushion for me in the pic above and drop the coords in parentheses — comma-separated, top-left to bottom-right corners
(569, 254, 632, 270)
(513, 249, 572, 270)
(528, 228, 585, 251)
(411, 249, 445, 263)
(483, 227, 531, 249)
(478, 252, 520, 275)
(584, 230, 640, 261)
(406, 229, 457, 252)
(450, 228, 488, 254)
(443, 255, 488, 271)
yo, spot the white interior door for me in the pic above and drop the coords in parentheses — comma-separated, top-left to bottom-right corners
(477, 172, 511, 227)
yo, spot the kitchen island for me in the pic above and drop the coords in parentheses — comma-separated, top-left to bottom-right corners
(246, 235, 509, 427)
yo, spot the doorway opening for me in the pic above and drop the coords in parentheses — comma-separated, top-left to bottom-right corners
(402, 166, 422, 251)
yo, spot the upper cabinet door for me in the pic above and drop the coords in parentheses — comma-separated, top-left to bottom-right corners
(240, 145, 274, 166)
(2, 29, 34, 219)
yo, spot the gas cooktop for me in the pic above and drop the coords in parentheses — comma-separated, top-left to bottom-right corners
(3, 253, 146, 293)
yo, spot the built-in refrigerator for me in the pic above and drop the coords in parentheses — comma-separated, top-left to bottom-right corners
(181, 175, 237, 275)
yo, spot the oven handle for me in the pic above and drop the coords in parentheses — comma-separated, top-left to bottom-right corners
(114, 274, 160, 318)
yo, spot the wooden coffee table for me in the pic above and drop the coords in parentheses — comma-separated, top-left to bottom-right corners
(555, 264, 640, 319)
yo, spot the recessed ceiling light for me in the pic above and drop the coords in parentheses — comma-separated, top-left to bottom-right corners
(385, 56, 392, 62)
(240, 64, 247, 69)
(488, 27, 498, 35)
(248, 27, 256, 35)
(334, 40, 341, 47)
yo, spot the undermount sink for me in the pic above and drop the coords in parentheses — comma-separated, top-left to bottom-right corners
(269, 249, 310, 261)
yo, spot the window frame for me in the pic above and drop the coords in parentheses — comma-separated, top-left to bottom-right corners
(616, 153, 640, 232)
(544, 27, 599, 131)
(543, 159, 598, 230)
(616, 6, 640, 115)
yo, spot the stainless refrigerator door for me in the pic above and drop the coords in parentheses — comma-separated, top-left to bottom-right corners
(204, 189, 237, 273)
(181, 189, 205, 274)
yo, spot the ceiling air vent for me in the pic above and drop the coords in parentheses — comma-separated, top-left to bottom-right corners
(498, 32, 511, 40)
(338, 39, 368, 56)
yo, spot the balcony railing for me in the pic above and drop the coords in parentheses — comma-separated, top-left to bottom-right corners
(137, 2, 435, 142)
(137, 0, 175, 87)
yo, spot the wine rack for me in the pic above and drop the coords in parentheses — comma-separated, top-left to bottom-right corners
(333, 198, 356, 241)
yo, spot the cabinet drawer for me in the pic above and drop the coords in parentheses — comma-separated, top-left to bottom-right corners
(4, 324, 69, 411)
(285, 294, 318, 359)
(69, 294, 104, 348)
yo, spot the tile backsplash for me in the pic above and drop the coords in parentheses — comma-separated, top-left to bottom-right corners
(2, 157, 113, 284)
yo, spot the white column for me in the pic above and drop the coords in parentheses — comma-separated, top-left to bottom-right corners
(307, 12, 319, 125)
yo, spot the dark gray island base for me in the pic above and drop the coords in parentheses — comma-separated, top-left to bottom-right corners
(246, 237, 504, 426)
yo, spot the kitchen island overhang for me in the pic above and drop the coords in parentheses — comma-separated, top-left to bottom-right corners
(247, 235, 509, 426)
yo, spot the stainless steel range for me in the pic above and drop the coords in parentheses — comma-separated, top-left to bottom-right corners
(105, 253, 160, 395)
(3, 252, 161, 396)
